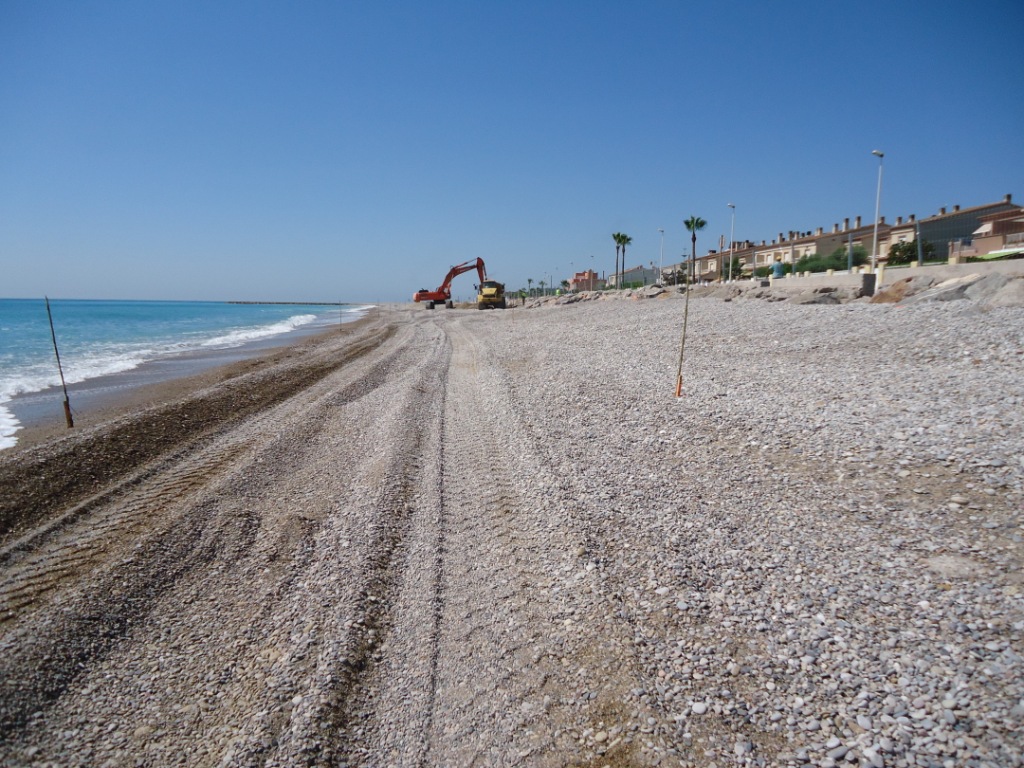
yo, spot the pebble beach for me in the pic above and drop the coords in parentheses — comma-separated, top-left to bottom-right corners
(0, 287, 1021, 767)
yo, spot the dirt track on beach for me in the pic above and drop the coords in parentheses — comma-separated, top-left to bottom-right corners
(1, 298, 1022, 767)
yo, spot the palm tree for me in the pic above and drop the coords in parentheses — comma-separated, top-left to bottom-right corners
(676, 216, 706, 399)
(684, 216, 707, 284)
(619, 233, 633, 287)
(538, 279, 546, 296)
(612, 233, 623, 289)
(527, 277, 533, 297)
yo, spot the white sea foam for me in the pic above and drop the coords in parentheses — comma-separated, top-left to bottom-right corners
(0, 348, 150, 450)
(0, 350, 148, 403)
(0, 308, 349, 451)
(0, 400, 19, 450)
(0, 294, 355, 453)
(200, 314, 318, 348)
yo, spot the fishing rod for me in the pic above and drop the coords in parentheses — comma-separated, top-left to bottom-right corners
(45, 296, 74, 428)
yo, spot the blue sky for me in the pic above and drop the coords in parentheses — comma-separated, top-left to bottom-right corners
(2, 0, 1022, 303)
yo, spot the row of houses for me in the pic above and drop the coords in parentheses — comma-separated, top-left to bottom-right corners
(572, 194, 1022, 289)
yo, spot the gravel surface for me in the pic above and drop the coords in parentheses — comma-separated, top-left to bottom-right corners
(1, 296, 1021, 767)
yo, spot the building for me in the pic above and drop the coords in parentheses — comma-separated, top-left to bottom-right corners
(727, 241, 758, 277)
(811, 216, 891, 266)
(660, 260, 689, 285)
(691, 252, 720, 282)
(640, 193, 1019, 284)
(608, 264, 659, 288)
(882, 195, 1019, 261)
(970, 207, 1024, 256)
(754, 229, 826, 273)
(569, 269, 605, 291)
(687, 241, 758, 281)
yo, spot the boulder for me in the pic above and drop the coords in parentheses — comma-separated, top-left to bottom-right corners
(871, 279, 912, 304)
(901, 273, 984, 304)
(788, 291, 840, 305)
(964, 272, 1008, 303)
(981, 277, 1024, 308)
(555, 292, 585, 305)
(708, 285, 743, 301)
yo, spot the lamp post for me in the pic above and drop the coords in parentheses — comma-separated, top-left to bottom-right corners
(658, 228, 665, 283)
(727, 203, 736, 281)
(871, 149, 884, 273)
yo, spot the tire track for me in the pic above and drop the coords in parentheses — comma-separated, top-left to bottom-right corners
(312, 317, 451, 768)
(424, 318, 572, 765)
(0, 325, 394, 545)
(0, 322, 415, 743)
(0, 441, 249, 625)
(420, 316, 649, 767)
(0, 323, 422, 631)
(226, 320, 451, 767)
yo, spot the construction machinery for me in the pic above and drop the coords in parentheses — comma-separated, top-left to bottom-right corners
(476, 280, 506, 309)
(414, 257, 505, 310)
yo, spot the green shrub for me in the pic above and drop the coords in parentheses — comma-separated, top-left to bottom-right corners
(888, 239, 935, 265)
(793, 245, 867, 274)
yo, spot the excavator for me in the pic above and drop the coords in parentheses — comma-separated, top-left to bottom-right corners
(413, 257, 506, 309)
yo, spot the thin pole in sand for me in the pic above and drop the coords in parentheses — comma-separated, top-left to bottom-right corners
(675, 279, 691, 397)
(45, 296, 74, 428)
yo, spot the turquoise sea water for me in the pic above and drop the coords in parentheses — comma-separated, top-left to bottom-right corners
(0, 298, 368, 449)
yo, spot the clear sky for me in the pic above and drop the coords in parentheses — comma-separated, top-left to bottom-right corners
(2, 0, 1022, 303)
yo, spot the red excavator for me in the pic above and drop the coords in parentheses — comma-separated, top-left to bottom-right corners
(413, 257, 487, 309)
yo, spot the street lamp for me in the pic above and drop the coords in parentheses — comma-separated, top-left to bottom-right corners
(871, 149, 884, 273)
(658, 228, 665, 283)
(727, 203, 736, 281)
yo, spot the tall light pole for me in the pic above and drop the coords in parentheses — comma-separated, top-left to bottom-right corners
(727, 203, 736, 281)
(871, 149, 884, 273)
(658, 228, 665, 283)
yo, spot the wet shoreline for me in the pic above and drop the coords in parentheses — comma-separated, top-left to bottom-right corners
(5, 309, 378, 452)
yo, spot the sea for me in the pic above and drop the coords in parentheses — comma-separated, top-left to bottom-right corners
(0, 298, 370, 450)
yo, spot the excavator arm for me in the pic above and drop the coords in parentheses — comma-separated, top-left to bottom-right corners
(413, 257, 488, 306)
(437, 257, 486, 295)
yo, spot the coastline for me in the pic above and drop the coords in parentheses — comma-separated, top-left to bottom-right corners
(6, 307, 379, 452)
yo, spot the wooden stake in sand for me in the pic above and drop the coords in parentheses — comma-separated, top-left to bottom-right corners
(675, 280, 691, 397)
(45, 296, 74, 428)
